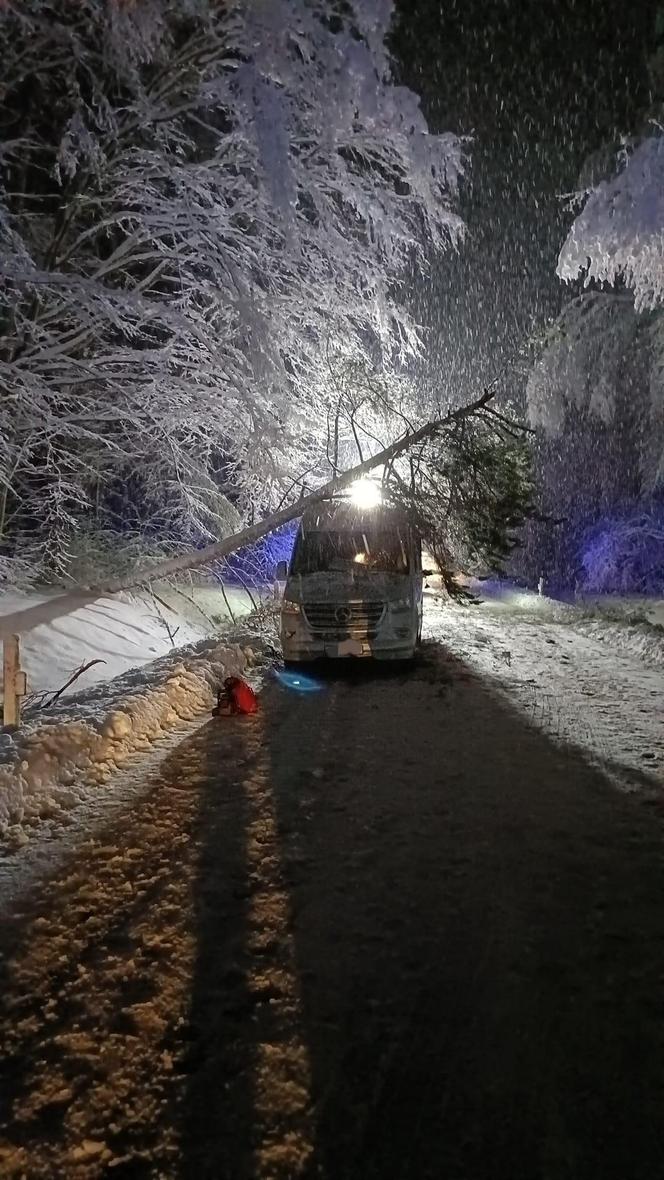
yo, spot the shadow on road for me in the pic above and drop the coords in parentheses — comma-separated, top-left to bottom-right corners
(1, 642, 663, 1180)
(178, 642, 664, 1180)
(176, 719, 259, 1180)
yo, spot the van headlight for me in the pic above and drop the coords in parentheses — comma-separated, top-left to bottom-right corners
(282, 599, 302, 615)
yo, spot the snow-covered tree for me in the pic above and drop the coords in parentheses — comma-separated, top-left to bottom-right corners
(557, 135, 664, 312)
(528, 5, 664, 457)
(522, 13, 664, 592)
(580, 508, 664, 595)
(524, 285, 664, 589)
(527, 293, 664, 488)
(556, 2, 664, 314)
(529, 121, 664, 469)
(0, 0, 463, 583)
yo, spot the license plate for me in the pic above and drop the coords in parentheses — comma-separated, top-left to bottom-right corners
(326, 639, 364, 657)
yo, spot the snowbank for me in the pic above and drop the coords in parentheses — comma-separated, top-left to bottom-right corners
(549, 595, 664, 669)
(570, 616, 664, 668)
(0, 632, 263, 840)
(0, 583, 263, 700)
(461, 582, 664, 669)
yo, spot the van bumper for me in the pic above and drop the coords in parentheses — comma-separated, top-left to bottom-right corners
(281, 631, 416, 662)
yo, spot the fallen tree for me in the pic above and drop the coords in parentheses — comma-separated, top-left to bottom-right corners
(0, 389, 494, 640)
(388, 415, 535, 594)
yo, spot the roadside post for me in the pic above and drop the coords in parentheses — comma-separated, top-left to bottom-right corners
(2, 634, 27, 729)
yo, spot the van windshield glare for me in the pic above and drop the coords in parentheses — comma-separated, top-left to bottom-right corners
(292, 530, 409, 575)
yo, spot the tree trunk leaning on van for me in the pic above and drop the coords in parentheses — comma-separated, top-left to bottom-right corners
(0, 389, 505, 640)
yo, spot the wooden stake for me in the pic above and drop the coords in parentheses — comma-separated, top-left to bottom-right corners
(2, 634, 27, 729)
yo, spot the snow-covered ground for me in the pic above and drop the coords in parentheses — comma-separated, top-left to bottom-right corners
(426, 588, 664, 794)
(0, 583, 263, 700)
(574, 595, 664, 629)
(565, 595, 664, 669)
(0, 584, 275, 844)
(461, 581, 664, 667)
(0, 634, 261, 839)
(0, 584, 661, 870)
(1, 590, 663, 1177)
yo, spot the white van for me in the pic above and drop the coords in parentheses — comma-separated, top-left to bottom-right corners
(277, 497, 424, 662)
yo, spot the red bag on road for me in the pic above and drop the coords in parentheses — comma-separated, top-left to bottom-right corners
(213, 675, 258, 716)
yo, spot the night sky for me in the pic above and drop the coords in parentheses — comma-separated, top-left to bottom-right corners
(393, 0, 658, 402)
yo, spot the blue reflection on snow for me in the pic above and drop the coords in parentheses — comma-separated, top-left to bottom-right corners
(273, 668, 324, 693)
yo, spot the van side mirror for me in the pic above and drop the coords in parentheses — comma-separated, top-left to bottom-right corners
(275, 560, 288, 580)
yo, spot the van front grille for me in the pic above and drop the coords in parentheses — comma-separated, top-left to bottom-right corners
(303, 601, 385, 637)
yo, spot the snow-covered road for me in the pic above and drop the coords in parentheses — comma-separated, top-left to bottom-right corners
(427, 596, 664, 795)
(0, 601, 663, 1178)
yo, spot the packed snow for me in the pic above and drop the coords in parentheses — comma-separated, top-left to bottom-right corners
(0, 587, 274, 842)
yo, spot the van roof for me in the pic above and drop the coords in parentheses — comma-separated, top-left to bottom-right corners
(299, 498, 412, 532)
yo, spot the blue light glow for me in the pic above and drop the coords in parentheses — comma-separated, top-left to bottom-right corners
(220, 523, 298, 585)
(273, 668, 325, 693)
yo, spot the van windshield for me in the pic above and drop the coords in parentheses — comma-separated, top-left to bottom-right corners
(292, 529, 410, 575)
